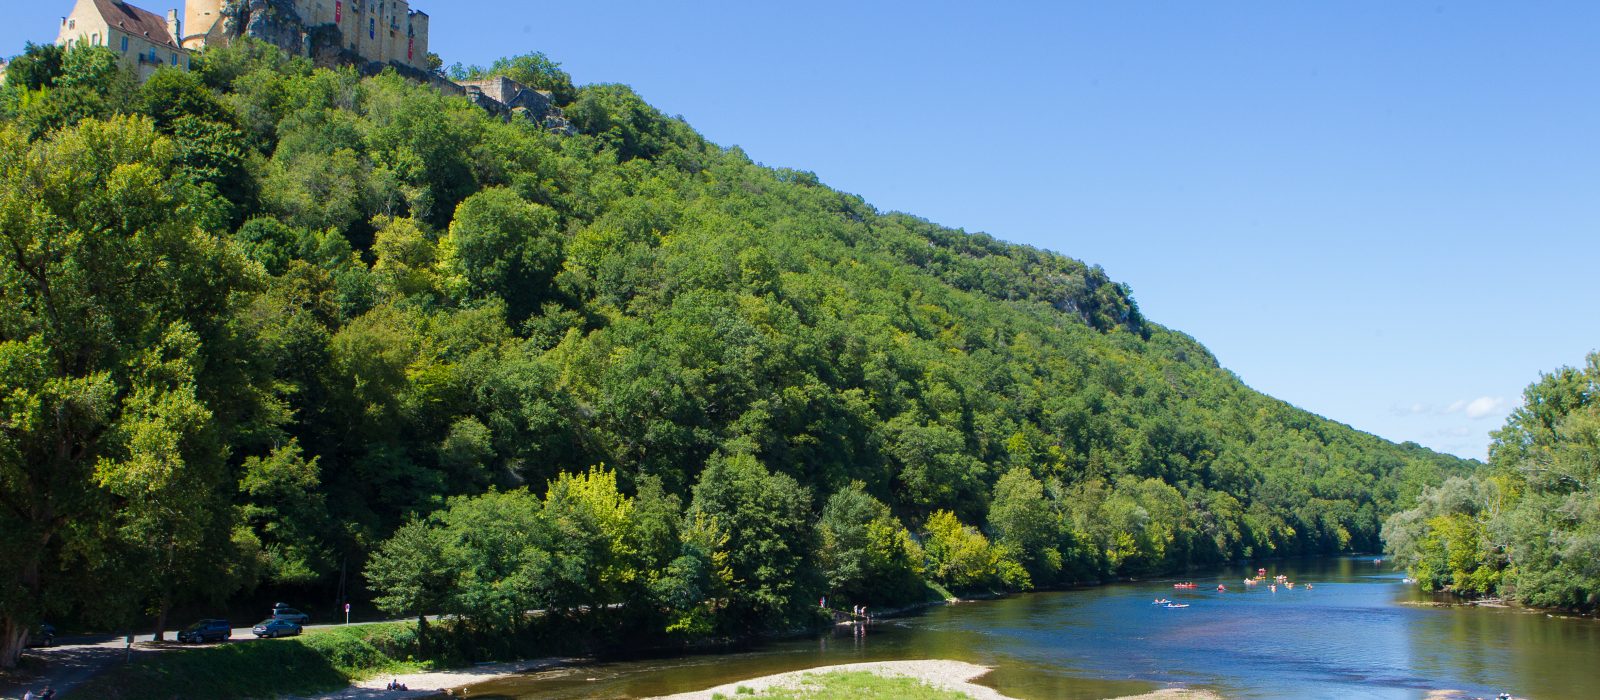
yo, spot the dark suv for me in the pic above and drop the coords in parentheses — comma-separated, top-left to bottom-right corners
(177, 619, 231, 644)
(270, 604, 310, 625)
(26, 623, 56, 648)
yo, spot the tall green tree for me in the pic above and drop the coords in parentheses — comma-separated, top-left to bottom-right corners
(686, 453, 818, 631)
(988, 467, 1063, 584)
(541, 467, 641, 617)
(816, 481, 923, 605)
(439, 187, 563, 321)
(0, 116, 260, 664)
(366, 519, 452, 652)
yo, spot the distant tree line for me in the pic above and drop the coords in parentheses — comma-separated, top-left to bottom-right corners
(0, 40, 1472, 667)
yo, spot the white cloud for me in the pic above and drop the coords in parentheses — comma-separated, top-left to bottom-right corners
(1396, 396, 1512, 421)
(1464, 396, 1508, 420)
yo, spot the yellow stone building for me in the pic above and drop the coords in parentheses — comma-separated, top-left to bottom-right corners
(50, 1, 432, 80)
(183, 0, 431, 72)
(55, 0, 192, 81)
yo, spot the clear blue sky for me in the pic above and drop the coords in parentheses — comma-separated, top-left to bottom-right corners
(8, 1, 1597, 460)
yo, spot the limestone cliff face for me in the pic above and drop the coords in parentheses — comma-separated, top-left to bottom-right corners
(219, 0, 309, 58)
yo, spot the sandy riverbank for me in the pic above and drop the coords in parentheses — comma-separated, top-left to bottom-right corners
(301, 657, 1229, 700)
(648, 659, 1223, 700)
(304, 658, 569, 699)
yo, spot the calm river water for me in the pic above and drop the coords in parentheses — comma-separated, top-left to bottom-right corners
(462, 557, 1599, 699)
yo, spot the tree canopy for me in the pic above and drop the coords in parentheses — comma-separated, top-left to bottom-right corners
(0, 39, 1475, 665)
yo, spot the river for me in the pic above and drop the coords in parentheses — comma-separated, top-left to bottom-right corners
(460, 557, 1599, 699)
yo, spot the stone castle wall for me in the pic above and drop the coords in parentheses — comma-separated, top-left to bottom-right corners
(195, 0, 431, 73)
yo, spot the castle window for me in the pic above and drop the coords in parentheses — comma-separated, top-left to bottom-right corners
(171, 53, 178, 66)
(68, 19, 75, 30)
(370, 18, 375, 39)
(121, 36, 128, 52)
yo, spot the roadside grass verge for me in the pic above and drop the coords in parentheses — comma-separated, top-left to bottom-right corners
(75, 622, 428, 699)
(711, 671, 974, 699)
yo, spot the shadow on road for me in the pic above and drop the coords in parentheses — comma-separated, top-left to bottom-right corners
(0, 645, 159, 699)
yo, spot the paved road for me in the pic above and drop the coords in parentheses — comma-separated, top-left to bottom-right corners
(57, 618, 377, 647)
(1, 616, 424, 699)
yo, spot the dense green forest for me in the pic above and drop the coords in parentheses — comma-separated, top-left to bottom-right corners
(0, 40, 1472, 667)
(1384, 353, 1600, 610)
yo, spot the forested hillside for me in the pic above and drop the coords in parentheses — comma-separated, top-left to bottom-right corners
(1385, 353, 1600, 611)
(0, 40, 1472, 665)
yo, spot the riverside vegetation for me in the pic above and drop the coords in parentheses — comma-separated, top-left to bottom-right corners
(0, 38, 1475, 686)
(1385, 353, 1600, 610)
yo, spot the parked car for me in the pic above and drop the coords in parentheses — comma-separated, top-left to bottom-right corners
(252, 619, 302, 638)
(270, 603, 310, 625)
(26, 623, 56, 647)
(177, 619, 231, 644)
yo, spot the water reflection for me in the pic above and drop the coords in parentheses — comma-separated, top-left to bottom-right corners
(463, 558, 1598, 699)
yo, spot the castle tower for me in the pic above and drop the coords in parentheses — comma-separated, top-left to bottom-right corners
(183, 0, 225, 50)
(407, 10, 429, 69)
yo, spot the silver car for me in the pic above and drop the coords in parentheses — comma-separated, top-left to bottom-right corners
(252, 619, 302, 638)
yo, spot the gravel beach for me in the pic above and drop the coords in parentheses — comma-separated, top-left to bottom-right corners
(648, 660, 1012, 700)
(647, 659, 1224, 700)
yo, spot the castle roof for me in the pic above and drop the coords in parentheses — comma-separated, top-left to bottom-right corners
(91, 0, 180, 49)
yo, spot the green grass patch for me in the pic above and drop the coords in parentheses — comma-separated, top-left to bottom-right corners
(75, 622, 431, 700)
(712, 671, 973, 699)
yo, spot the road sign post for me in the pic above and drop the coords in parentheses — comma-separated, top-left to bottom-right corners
(344, 602, 351, 625)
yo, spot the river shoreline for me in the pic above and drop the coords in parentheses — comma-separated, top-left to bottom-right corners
(303, 596, 968, 699)
(307, 556, 1562, 699)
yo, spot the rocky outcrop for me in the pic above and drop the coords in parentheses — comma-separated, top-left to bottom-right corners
(461, 76, 574, 134)
(219, 0, 308, 58)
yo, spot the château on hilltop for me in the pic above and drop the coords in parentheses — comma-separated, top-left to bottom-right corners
(48, 0, 566, 129)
